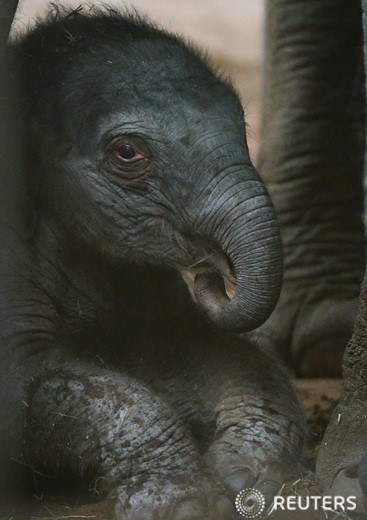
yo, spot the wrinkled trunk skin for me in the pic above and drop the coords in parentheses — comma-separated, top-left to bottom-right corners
(257, 0, 366, 375)
(316, 0, 367, 503)
(188, 163, 283, 332)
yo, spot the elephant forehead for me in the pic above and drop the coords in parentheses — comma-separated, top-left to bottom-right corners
(63, 66, 240, 123)
(56, 39, 240, 115)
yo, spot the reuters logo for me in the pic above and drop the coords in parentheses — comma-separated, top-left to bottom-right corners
(235, 488, 266, 518)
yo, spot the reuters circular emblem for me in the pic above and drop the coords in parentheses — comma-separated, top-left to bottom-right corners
(235, 488, 266, 518)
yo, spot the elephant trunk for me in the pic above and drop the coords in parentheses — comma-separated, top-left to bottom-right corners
(182, 166, 283, 333)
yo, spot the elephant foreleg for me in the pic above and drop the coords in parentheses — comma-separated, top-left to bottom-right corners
(26, 362, 234, 520)
(201, 342, 305, 509)
(257, 0, 366, 376)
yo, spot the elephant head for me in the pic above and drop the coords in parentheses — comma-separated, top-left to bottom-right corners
(19, 12, 282, 333)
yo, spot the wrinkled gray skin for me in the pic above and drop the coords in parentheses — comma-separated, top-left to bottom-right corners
(0, 3, 306, 519)
(258, 0, 367, 517)
(316, 1, 367, 514)
(256, 0, 366, 377)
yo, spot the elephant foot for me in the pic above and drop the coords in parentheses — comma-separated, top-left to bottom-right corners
(203, 409, 304, 512)
(114, 473, 235, 519)
(255, 286, 359, 377)
(204, 445, 297, 515)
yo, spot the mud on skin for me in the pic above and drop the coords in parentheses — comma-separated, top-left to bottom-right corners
(0, 4, 305, 519)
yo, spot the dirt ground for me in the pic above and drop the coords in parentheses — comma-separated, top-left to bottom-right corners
(293, 379, 343, 467)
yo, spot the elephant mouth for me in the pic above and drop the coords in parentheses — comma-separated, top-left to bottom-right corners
(181, 250, 237, 312)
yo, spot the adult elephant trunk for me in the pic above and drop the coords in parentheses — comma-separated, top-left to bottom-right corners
(181, 165, 283, 333)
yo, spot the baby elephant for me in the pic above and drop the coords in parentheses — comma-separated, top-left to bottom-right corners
(0, 8, 305, 519)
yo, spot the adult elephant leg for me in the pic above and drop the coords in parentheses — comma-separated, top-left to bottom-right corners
(257, 0, 366, 376)
(317, 1, 367, 496)
(316, 275, 367, 514)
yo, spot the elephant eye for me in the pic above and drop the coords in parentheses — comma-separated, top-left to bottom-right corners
(102, 136, 152, 181)
(115, 142, 144, 163)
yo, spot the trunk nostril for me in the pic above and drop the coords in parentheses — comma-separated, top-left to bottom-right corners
(205, 250, 237, 299)
(193, 271, 230, 309)
(181, 248, 237, 308)
(223, 276, 236, 299)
